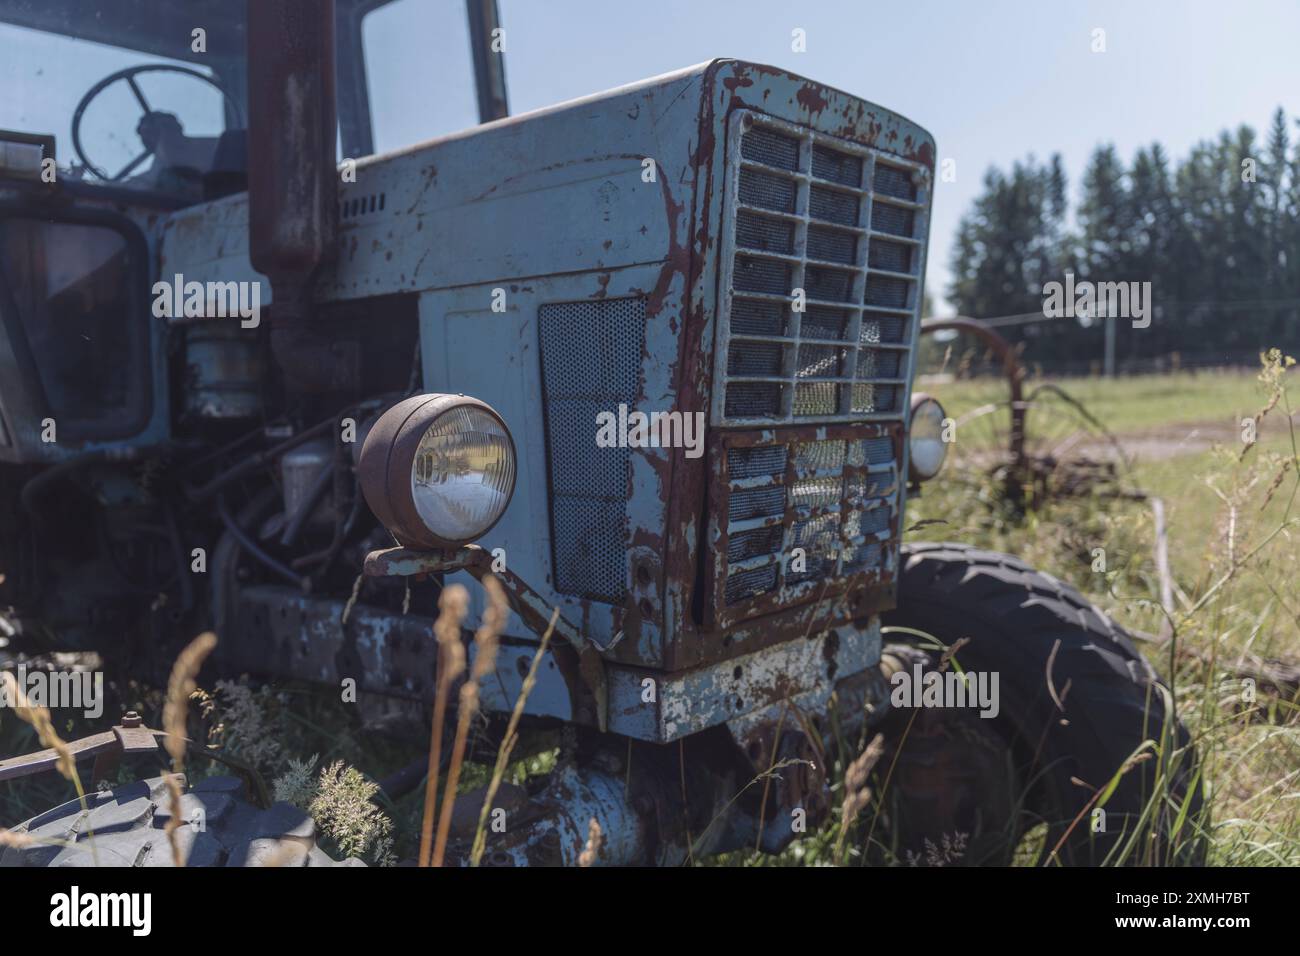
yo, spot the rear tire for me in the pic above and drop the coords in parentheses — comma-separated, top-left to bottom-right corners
(878, 542, 1203, 866)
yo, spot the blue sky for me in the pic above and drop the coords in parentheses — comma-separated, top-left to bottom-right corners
(367, 0, 1300, 311)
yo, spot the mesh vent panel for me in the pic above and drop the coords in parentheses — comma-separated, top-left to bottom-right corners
(731, 298, 789, 336)
(538, 296, 645, 603)
(807, 226, 858, 265)
(871, 203, 914, 237)
(727, 445, 788, 479)
(734, 255, 793, 295)
(811, 145, 862, 187)
(873, 162, 919, 201)
(809, 186, 859, 226)
(868, 238, 915, 274)
(736, 211, 795, 254)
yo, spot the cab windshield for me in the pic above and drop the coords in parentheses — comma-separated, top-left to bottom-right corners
(0, 0, 485, 203)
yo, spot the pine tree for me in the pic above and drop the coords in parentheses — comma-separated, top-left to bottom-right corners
(947, 112, 1300, 371)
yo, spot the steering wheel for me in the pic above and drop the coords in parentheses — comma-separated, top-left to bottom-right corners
(71, 64, 244, 181)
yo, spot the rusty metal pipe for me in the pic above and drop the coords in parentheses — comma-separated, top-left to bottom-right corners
(247, 0, 343, 394)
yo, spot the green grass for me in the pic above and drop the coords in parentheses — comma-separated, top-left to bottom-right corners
(1133, 438, 1297, 645)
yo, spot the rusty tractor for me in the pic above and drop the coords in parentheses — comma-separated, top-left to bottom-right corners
(0, 0, 1199, 866)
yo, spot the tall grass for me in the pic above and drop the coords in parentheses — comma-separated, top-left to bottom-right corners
(894, 350, 1300, 866)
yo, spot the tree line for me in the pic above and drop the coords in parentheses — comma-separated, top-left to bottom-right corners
(945, 108, 1300, 372)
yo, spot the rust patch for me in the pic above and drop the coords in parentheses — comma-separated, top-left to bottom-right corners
(795, 84, 829, 115)
(910, 139, 935, 170)
(642, 170, 689, 321)
(721, 73, 754, 94)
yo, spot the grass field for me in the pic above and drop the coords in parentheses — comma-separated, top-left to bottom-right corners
(929, 366, 1276, 436)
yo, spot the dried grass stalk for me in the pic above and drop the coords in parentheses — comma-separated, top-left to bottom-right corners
(162, 631, 218, 867)
(0, 669, 95, 863)
(2, 670, 77, 782)
(0, 827, 34, 849)
(578, 817, 603, 867)
(470, 606, 558, 866)
(432, 575, 506, 867)
(163, 632, 219, 769)
(418, 584, 469, 867)
(834, 733, 885, 865)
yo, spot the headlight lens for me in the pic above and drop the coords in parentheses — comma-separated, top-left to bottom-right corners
(908, 394, 948, 482)
(410, 404, 515, 542)
(358, 394, 517, 550)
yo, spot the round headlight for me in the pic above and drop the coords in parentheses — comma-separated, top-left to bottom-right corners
(358, 393, 516, 550)
(908, 393, 948, 482)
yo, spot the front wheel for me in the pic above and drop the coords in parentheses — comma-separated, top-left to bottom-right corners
(874, 542, 1203, 866)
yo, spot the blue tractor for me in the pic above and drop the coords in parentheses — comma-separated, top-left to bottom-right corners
(0, 0, 1198, 866)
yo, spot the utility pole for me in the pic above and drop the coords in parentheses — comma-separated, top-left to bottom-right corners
(1103, 313, 1116, 377)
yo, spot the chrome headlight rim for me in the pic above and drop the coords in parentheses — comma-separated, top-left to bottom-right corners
(907, 392, 948, 483)
(358, 393, 517, 550)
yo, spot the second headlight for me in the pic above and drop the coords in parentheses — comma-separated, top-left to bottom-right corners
(908, 393, 948, 483)
(358, 393, 516, 550)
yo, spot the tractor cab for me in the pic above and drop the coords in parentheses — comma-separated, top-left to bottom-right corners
(0, 0, 500, 462)
(0, 0, 495, 202)
(0, 2, 249, 202)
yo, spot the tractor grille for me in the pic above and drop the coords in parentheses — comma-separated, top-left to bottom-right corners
(538, 296, 646, 604)
(714, 111, 928, 426)
(708, 111, 929, 622)
(716, 428, 900, 609)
